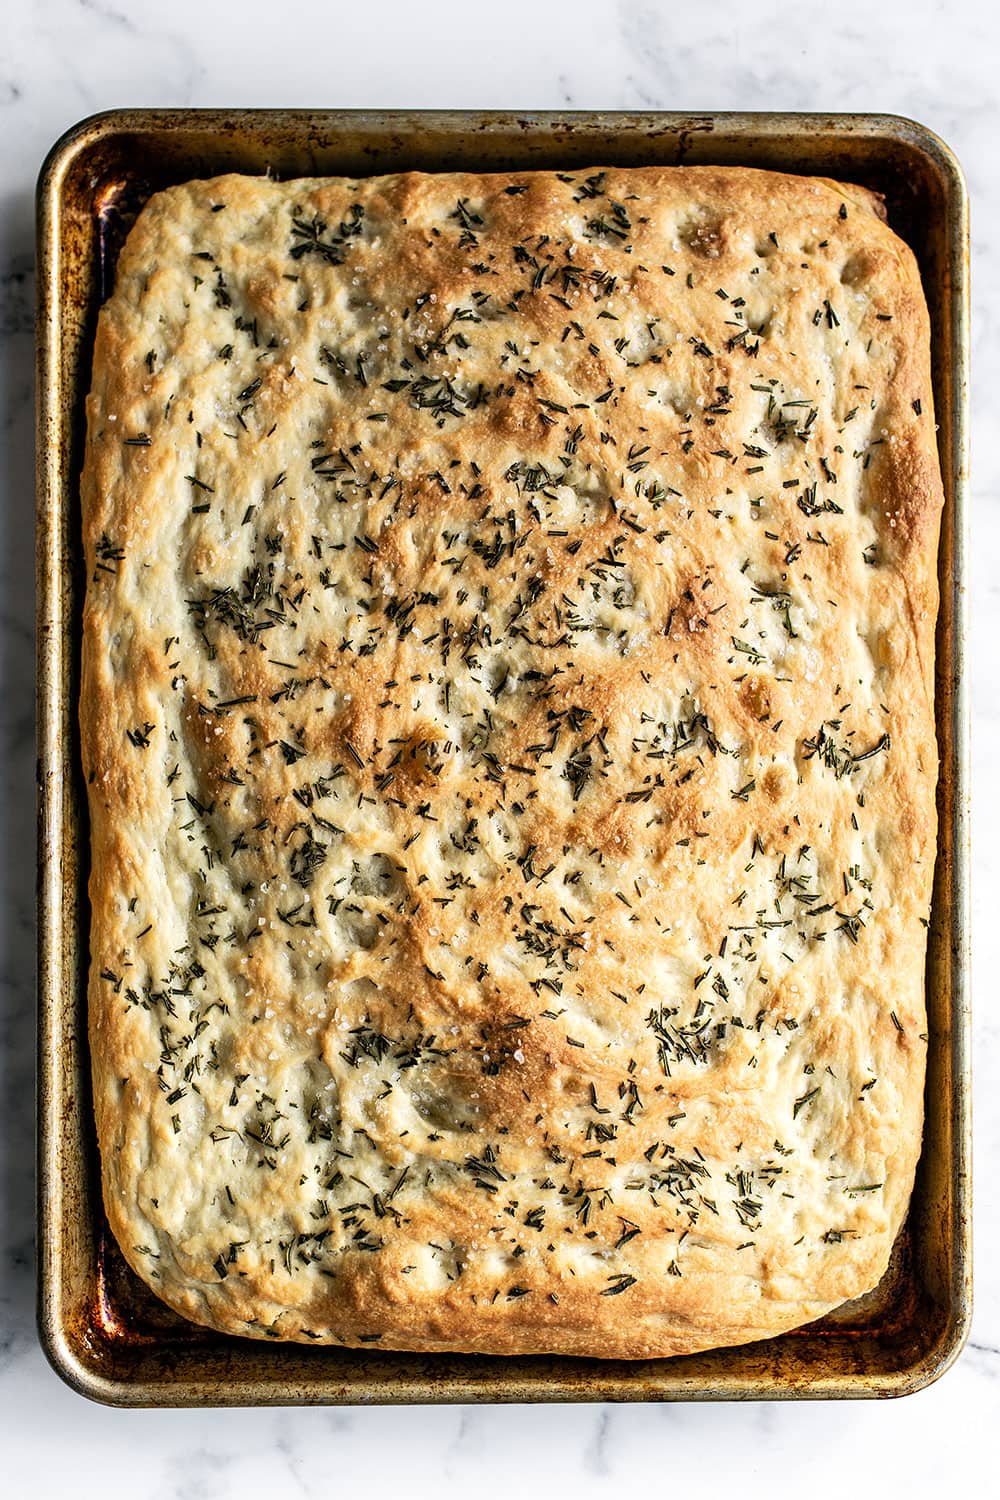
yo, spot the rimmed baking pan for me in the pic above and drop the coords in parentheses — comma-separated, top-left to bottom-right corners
(36, 109, 970, 1406)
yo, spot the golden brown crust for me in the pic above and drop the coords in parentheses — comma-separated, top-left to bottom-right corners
(81, 165, 942, 1358)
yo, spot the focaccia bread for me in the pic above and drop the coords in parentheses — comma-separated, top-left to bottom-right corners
(81, 165, 943, 1358)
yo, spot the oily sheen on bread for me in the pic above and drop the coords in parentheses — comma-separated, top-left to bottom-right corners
(81, 165, 943, 1358)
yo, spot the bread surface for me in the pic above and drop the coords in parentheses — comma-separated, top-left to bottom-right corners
(81, 164, 943, 1357)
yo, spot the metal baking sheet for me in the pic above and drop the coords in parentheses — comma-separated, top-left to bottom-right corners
(36, 109, 971, 1406)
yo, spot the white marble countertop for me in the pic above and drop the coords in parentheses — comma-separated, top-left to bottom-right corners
(2, 0, 997, 1490)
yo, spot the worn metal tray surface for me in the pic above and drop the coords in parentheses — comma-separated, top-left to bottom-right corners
(36, 109, 970, 1406)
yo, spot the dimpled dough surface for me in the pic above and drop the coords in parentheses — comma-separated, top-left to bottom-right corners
(81, 165, 943, 1357)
